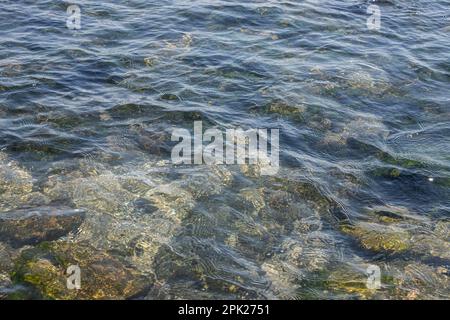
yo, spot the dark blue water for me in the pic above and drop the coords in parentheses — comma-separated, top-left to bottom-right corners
(0, 0, 449, 299)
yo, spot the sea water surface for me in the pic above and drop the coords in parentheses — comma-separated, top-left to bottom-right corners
(0, 0, 449, 299)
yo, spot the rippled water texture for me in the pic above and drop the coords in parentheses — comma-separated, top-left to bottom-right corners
(0, 0, 449, 299)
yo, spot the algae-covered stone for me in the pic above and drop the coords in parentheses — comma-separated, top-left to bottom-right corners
(0, 162, 33, 195)
(434, 220, 450, 241)
(341, 222, 411, 253)
(0, 153, 34, 210)
(326, 264, 379, 299)
(42, 162, 192, 278)
(391, 263, 449, 299)
(44, 171, 136, 218)
(409, 234, 450, 260)
(261, 259, 302, 299)
(0, 272, 13, 299)
(0, 206, 85, 247)
(267, 176, 335, 215)
(144, 183, 195, 222)
(11, 241, 151, 300)
(263, 100, 305, 118)
(352, 208, 449, 260)
(262, 189, 322, 233)
(266, 234, 334, 281)
(240, 154, 278, 178)
(0, 242, 14, 273)
(239, 188, 266, 214)
(178, 165, 233, 200)
(367, 205, 424, 224)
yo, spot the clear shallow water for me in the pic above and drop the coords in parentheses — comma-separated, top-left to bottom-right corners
(0, 0, 449, 299)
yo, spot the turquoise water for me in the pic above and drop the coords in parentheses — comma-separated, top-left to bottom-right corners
(0, 1, 449, 299)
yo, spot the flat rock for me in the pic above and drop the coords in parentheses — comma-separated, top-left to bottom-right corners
(11, 241, 151, 300)
(0, 206, 85, 247)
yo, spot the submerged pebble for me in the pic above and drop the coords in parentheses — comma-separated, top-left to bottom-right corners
(0, 206, 85, 247)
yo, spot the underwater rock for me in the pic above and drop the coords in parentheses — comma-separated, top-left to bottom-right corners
(267, 176, 336, 216)
(434, 220, 450, 241)
(44, 172, 136, 218)
(42, 162, 193, 277)
(239, 188, 266, 215)
(256, 189, 324, 235)
(326, 264, 379, 299)
(143, 57, 156, 67)
(0, 242, 14, 273)
(144, 183, 195, 222)
(0, 153, 38, 212)
(353, 207, 449, 260)
(321, 131, 348, 146)
(261, 259, 302, 299)
(178, 165, 233, 200)
(262, 100, 305, 118)
(259, 232, 335, 298)
(240, 162, 263, 179)
(0, 59, 22, 77)
(341, 222, 411, 253)
(160, 93, 180, 101)
(0, 152, 33, 199)
(136, 131, 171, 156)
(262, 233, 334, 297)
(347, 71, 376, 91)
(369, 205, 412, 223)
(286, 233, 334, 272)
(0, 206, 85, 247)
(391, 263, 449, 299)
(1, 192, 51, 213)
(367, 205, 431, 226)
(72, 174, 135, 216)
(320, 117, 389, 148)
(11, 241, 151, 300)
(308, 65, 394, 97)
(0, 272, 13, 299)
(248, 100, 305, 124)
(409, 234, 450, 260)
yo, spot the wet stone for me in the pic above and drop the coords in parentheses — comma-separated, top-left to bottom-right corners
(0, 206, 85, 247)
(11, 241, 151, 300)
(341, 222, 411, 253)
(44, 172, 137, 218)
(0, 153, 34, 209)
(409, 234, 450, 260)
(390, 263, 450, 299)
(366, 205, 428, 225)
(261, 100, 305, 119)
(0, 272, 13, 299)
(434, 220, 450, 241)
(267, 176, 336, 216)
(144, 183, 195, 222)
(0, 242, 14, 272)
(326, 264, 379, 299)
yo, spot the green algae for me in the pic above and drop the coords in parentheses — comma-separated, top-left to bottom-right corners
(160, 93, 180, 101)
(341, 222, 411, 253)
(326, 268, 376, 299)
(268, 176, 334, 214)
(376, 151, 426, 169)
(370, 167, 402, 178)
(250, 100, 305, 122)
(11, 241, 151, 300)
